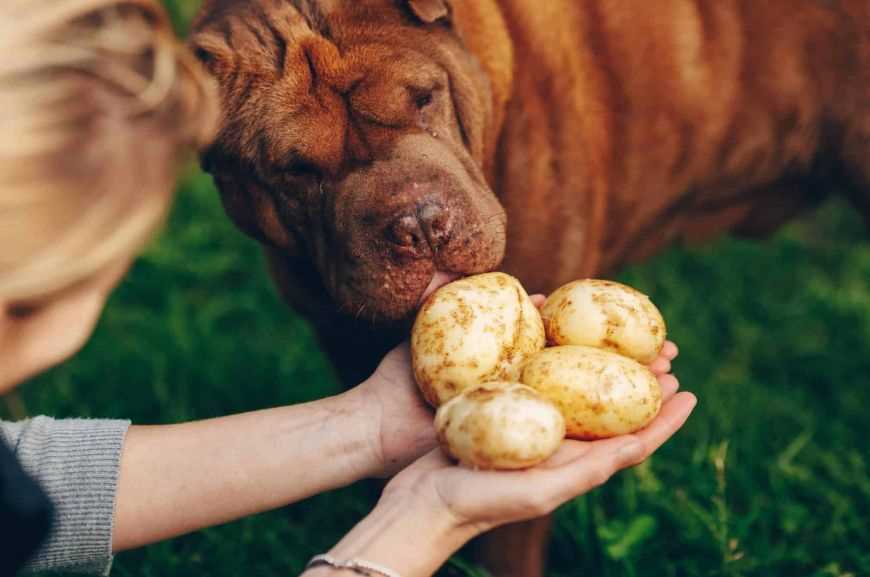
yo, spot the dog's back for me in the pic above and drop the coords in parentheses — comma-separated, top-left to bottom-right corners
(495, 0, 870, 292)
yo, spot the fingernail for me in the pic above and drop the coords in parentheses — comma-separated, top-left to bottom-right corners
(618, 441, 643, 463)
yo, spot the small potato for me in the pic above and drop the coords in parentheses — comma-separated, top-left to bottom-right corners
(541, 279, 666, 364)
(412, 272, 545, 407)
(435, 382, 566, 470)
(521, 345, 662, 440)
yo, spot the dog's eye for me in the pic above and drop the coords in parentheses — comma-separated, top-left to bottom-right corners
(284, 159, 322, 179)
(415, 92, 433, 109)
(412, 87, 435, 110)
(194, 46, 213, 66)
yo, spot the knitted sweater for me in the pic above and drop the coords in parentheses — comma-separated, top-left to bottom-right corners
(1, 417, 130, 576)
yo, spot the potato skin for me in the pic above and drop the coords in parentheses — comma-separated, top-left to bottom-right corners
(541, 279, 666, 364)
(435, 382, 566, 470)
(521, 346, 662, 440)
(411, 272, 545, 407)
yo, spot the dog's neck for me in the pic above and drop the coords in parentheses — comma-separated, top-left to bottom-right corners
(451, 0, 514, 184)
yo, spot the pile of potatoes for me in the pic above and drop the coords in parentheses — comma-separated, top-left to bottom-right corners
(411, 273, 667, 470)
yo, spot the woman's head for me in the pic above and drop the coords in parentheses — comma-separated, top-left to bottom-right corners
(0, 0, 218, 391)
(0, 0, 217, 302)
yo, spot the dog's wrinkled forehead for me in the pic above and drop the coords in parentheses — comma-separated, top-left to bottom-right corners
(195, 0, 455, 79)
(193, 0, 331, 40)
(190, 0, 464, 173)
(295, 0, 452, 27)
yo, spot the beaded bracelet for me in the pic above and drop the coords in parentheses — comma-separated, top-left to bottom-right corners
(305, 554, 402, 577)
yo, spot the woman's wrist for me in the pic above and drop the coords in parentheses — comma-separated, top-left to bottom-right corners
(351, 364, 439, 479)
(304, 484, 479, 577)
(342, 380, 398, 479)
(321, 387, 386, 481)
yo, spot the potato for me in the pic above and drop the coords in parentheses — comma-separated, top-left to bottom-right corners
(435, 382, 565, 470)
(412, 272, 545, 407)
(540, 279, 666, 364)
(521, 345, 662, 439)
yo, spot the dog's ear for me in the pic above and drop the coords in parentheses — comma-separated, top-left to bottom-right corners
(407, 0, 450, 24)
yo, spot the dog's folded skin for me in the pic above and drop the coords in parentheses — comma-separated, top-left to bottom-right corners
(191, 0, 868, 378)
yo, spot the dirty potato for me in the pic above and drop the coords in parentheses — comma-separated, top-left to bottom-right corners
(541, 279, 666, 364)
(412, 272, 546, 407)
(521, 345, 662, 439)
(435, 382, 565, 470)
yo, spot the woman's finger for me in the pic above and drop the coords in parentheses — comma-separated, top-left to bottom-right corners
(648, 356, 671, 375)
(661, 341, 679, 360)
(658, 374, 679, 402)
(532, 440, 595, 469)
(630, 392, 697, 461)
(558, 392, 697, 473)
(547, 392, 697, 499)
(530, 294, 547, 309)
(540, 436, 647, 503)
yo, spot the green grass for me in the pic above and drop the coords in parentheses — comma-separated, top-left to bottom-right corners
(15, 171, 868, 577)
(8, 2, 870, 575)
(13, 173, 868, 577)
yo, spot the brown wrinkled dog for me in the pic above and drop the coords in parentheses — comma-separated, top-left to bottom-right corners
(190, 1, 869, 575)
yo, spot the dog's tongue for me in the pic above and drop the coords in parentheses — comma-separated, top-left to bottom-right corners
(420, 271, 461, 304)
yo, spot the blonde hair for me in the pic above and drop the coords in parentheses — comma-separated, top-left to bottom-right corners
(0, 0, 218, 303)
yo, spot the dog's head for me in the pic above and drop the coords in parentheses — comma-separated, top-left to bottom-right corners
(190, 0, 511, 322)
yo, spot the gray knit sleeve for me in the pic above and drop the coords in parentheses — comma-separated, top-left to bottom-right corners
(0, 416, 131, 576)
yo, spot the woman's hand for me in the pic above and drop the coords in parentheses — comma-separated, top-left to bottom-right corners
(357, 294, 681, 478)
(649, 340, 679, 376)
(385, 381, 696, 535)
(313, 377, 696, 577)
(356, 343, 439, 477)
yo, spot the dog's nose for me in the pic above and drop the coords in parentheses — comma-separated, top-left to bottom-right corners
(387, 214, 428, 255)
(417, 201, 451, 251)
(385, 200, 451, 257)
